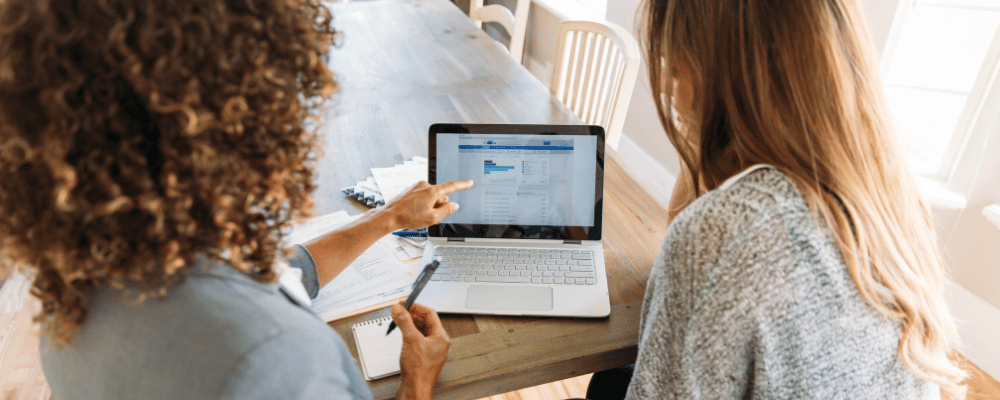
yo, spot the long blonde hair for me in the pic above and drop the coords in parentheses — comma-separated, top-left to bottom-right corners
(641, 0, 967, 397)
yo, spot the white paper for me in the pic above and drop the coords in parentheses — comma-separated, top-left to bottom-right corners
(283, 211, 413, 321)
(382, 236, 424, 261)
(317, 278, 412, 321)
(383, 236, 415, 261)
(353, 316, 404, 380)
(371, 157, 428, 203)
(311, 243, 409, 307)
(283, 211, 354, 246)
(396, 237, 425, 258)
(399, 236, 427, 249)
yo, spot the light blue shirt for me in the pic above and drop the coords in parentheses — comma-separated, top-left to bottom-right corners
(40, 245, 375, 400)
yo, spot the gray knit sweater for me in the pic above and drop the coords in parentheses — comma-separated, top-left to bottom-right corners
(625, 166, 938, 399)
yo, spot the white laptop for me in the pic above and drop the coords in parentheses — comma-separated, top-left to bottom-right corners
(417, 123, 610, 318)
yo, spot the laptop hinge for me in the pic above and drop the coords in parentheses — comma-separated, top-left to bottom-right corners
(447, 237, 465, 242)
(563, 240, 582, 245)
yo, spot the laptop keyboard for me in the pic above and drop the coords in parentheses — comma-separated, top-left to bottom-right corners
(430, 246, 596, 285)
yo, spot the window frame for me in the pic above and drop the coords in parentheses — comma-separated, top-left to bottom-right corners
(880, 0, 1000, 210)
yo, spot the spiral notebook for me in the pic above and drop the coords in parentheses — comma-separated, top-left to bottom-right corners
(352, 316, 404, 381)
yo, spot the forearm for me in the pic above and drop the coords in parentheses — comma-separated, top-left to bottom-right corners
(395, 376, 435, 400)
(396, 371, 437, 400)
(303, 208, 399, 288)
(302, 179, 472, 289)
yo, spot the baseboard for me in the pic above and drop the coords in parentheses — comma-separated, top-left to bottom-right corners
(607, 134, 675, 210)
(947, 279, 1000, 380)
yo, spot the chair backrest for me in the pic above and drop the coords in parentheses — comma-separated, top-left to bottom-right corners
(550, 20, 640, 149)
(471, 0, 530, 64)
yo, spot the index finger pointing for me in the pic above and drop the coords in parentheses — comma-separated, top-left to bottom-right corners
(435, 180, 474, 195)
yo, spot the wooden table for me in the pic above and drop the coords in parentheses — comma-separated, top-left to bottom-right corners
(315, 0, 667, 398)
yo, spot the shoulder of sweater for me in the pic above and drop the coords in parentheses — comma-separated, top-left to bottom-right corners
(672, 168, 849, 296)
(672, 167, 811, 240)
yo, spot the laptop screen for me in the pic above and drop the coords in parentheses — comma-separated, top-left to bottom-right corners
(428, 124, 604, 240)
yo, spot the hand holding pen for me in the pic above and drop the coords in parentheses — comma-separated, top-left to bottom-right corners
(390, 260, 450, 399)
(387, 259, 439, 335)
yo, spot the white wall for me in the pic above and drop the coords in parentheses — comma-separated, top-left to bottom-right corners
(862, 0, 901, 56)
(603, 0, 679, 209)
(932, 86, 1000, 378)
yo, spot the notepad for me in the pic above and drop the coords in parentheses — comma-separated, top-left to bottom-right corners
(352, 316, 404, 380)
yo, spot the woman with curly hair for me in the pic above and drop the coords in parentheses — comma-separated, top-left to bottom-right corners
(0, 0, 470, 399)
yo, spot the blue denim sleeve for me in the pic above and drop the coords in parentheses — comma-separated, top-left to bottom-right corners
(287, 244, 321, 299)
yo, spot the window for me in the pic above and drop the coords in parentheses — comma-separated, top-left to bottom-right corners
(881, 0, 1000, 178)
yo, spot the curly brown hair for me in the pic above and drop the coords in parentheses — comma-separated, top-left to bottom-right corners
(0, 0, 337, 344)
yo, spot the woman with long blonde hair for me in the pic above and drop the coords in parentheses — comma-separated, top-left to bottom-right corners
(585, 0, 967, 398)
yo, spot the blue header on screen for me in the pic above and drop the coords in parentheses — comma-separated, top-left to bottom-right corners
(458, 145, 574, 150)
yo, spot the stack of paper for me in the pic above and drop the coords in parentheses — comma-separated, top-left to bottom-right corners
(338, 156, 430, 261)
(382, 235, 425, 260)
(370, 156, 428, 203)
(284, 211, 413, 321)
(340, 156, 428, 208)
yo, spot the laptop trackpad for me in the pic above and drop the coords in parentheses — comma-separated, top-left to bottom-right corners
(465, 286, 553, 311)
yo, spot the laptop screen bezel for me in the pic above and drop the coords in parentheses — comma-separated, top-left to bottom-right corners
(427, 123, 604, 241)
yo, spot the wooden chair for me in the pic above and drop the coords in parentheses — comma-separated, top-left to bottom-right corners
(550, 20, 640, 149)
(470, 0, 530, 64)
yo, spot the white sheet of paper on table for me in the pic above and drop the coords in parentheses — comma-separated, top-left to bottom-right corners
(317, 274, 412, 312)
(371, 158, 428, 203)
(283, 211, 355, 246)
(382, 236, 424, 261)
(311, 243, 408, 306)
(283, 211, 412, 321)
(399, 236, 426, 248)
(316, 277, 412, 321)
(397, 237, 424, 258)
(382, 236, 416, 261)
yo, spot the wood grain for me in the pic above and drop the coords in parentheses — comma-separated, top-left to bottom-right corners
(317, 1, 657, 396)
(477, 374, 591, 400)
(1, 0, 998, 399)
(312, 0, 578, 218)
(0, 273, 52, 400)
(960, 353, 1000, 400)
(331, 302, 641, 400)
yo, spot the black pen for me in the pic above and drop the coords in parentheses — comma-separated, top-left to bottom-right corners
(386, 259, 441, 335)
